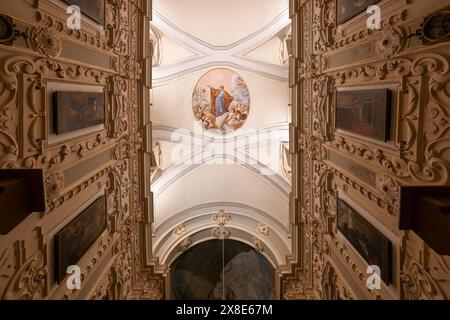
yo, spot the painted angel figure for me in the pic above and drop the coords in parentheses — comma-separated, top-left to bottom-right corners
(208, 85, 233, 117)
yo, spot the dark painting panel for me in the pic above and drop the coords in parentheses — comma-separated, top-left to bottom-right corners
(53, 91, 105, 134)
(62, 0, 105, 25)
(337, 0, 380, 25)
(55, 195, 106, 283)
(336, 89, 390, 142)
(171, 240, 274, 300)
(337, 198, 391, 283)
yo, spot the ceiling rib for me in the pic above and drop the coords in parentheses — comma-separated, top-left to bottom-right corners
(152, 8, 290, 86)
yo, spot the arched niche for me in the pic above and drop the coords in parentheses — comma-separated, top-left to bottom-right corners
(171, 239, 275, 300)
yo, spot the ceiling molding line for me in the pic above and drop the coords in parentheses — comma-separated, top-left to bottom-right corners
(232, 55, 288, 72)
(154, 205, 290, 256)
(159, 227, 284, 269)
(152, 9, 213, 55)
(153, 59, 288, 87)
(152, 123, 289, 146)
(155, 201, 289, 236)
(153, 7, 290, 52)
(153, 202, 292, 267)
(152, 7, 290, 86)
(224, 10, 290, 55)
(152, 153, 291, 200)
(239, 23, 292, 57)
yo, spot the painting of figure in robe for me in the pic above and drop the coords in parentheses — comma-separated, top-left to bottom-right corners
(192, 69, 250, 133)
(208, 85, 233, 117)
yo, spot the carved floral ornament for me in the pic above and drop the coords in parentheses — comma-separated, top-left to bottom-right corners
(400, 259, 446, 300)
(172, 223, 186, 236)
(35, 9, 110, 52)
(257, 223, 271, 237)
(179, 238, 193, 252)
(253, 237, 265, 252)
(45, 171, 65, 199)
(378, 25, 403, 57)
(212, 227, 231, 239)
(376, 175, 400, 206)
(3, 248, 48, 300)
(212, 209, 232, 239)
(398, 238, 450, 300)
(377, 13, 407, 58)
(140, 276, 163, 300)
(212, 210, 232, 226)
(312, 0, 336, 51)
(298, 54, 327, 80)
(31, 27, 62, 58)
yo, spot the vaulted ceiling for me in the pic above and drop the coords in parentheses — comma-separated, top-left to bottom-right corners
(154, 0, 289, 46)
(151, 0, 293, 271)
(152, 0, 290, 86)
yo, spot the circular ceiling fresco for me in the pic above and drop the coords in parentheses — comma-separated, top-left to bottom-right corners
(192, 68, 250, 133)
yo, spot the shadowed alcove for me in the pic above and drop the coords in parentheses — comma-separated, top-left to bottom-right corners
(171, 240, 275, 300)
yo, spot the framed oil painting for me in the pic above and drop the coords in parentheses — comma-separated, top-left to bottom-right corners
(192, 68, 250, 133)
(337, 0, 381, 25)
(336, 89, 391, 142)
(337, 198, 392, 283)
(62, 0, 105, 25)
(55, 195, 107, 283)
(53, 91, 105, 134)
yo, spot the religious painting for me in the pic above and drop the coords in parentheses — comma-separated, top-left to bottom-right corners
(171, 240, 274, 300)
(336, 89, 391, 142)
(53, 91, 105, 134)
(192, 69, 250, 133)
(62, 0, 105, 25)
(337, 198, 392, 283)
(55, 195, 107, 283)
(336, 0, 380, 25)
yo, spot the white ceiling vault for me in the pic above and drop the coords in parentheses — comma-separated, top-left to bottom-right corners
(152, 1, 290, 86)
(151, 0, 293, 273)
(154, 0, 289, 46)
